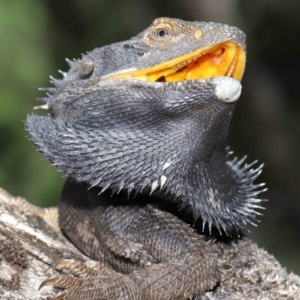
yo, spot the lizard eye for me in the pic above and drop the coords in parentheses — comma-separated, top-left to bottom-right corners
(157, 29, 168, 38)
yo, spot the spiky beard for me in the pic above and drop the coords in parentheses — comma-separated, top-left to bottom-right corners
(26, 76, 266, 236)
(26, 114, 266, 236)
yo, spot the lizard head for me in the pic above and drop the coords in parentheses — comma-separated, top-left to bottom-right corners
(103, 17, 246, 82)
(26, 18, 265, 234)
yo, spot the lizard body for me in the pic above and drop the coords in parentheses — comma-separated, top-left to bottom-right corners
(26, 18, 265, 299)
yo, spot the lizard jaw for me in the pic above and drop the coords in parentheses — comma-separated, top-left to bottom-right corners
(103, 42, 246, 83)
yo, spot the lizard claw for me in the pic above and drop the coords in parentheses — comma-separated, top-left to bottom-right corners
(39, 277, 60, 290)
(50, 291, 67, 300)
(55, 258, 104, 278)
(55, 259, 78, 271)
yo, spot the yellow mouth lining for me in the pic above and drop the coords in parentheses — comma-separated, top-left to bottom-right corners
(105, 42, 246, 82)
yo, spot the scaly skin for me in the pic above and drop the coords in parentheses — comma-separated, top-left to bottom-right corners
(27, 18, 265, 299)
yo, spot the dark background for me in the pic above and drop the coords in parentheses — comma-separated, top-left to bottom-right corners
(1, 0, 299, 273)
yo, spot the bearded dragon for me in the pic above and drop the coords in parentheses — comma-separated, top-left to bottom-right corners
(26, 17, 265, 300)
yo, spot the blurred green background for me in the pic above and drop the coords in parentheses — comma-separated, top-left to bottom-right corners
(0, 0, 300, 274)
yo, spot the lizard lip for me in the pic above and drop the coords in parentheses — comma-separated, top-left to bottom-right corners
(103, 42, 246, 83)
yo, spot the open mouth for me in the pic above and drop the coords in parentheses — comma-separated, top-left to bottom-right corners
(104, 42, 246, 83)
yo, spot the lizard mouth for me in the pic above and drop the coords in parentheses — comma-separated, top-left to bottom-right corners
(104, 42, 246, 82)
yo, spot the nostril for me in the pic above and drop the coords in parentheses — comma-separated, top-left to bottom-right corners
(78, 59, 95, 79)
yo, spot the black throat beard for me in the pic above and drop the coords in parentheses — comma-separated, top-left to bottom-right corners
(26, 75, 265, 236)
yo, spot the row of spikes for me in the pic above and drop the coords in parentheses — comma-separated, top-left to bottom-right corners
(34, 57, 79, 110)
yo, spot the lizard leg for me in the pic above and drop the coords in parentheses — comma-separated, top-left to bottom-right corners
(41, 254, 217, 300)
(45, 179, 220, 299)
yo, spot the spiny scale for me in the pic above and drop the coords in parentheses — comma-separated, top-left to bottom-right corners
(39, 87, 56, 95)
(49, 76, 62, 88)
(58, 70, 68, 78)
(66, 58, 76, 68)
(34, 104, 50, 110)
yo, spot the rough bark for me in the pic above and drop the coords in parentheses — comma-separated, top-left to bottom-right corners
(0, 188, 86, 300)
(0, 187, 299, 300)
